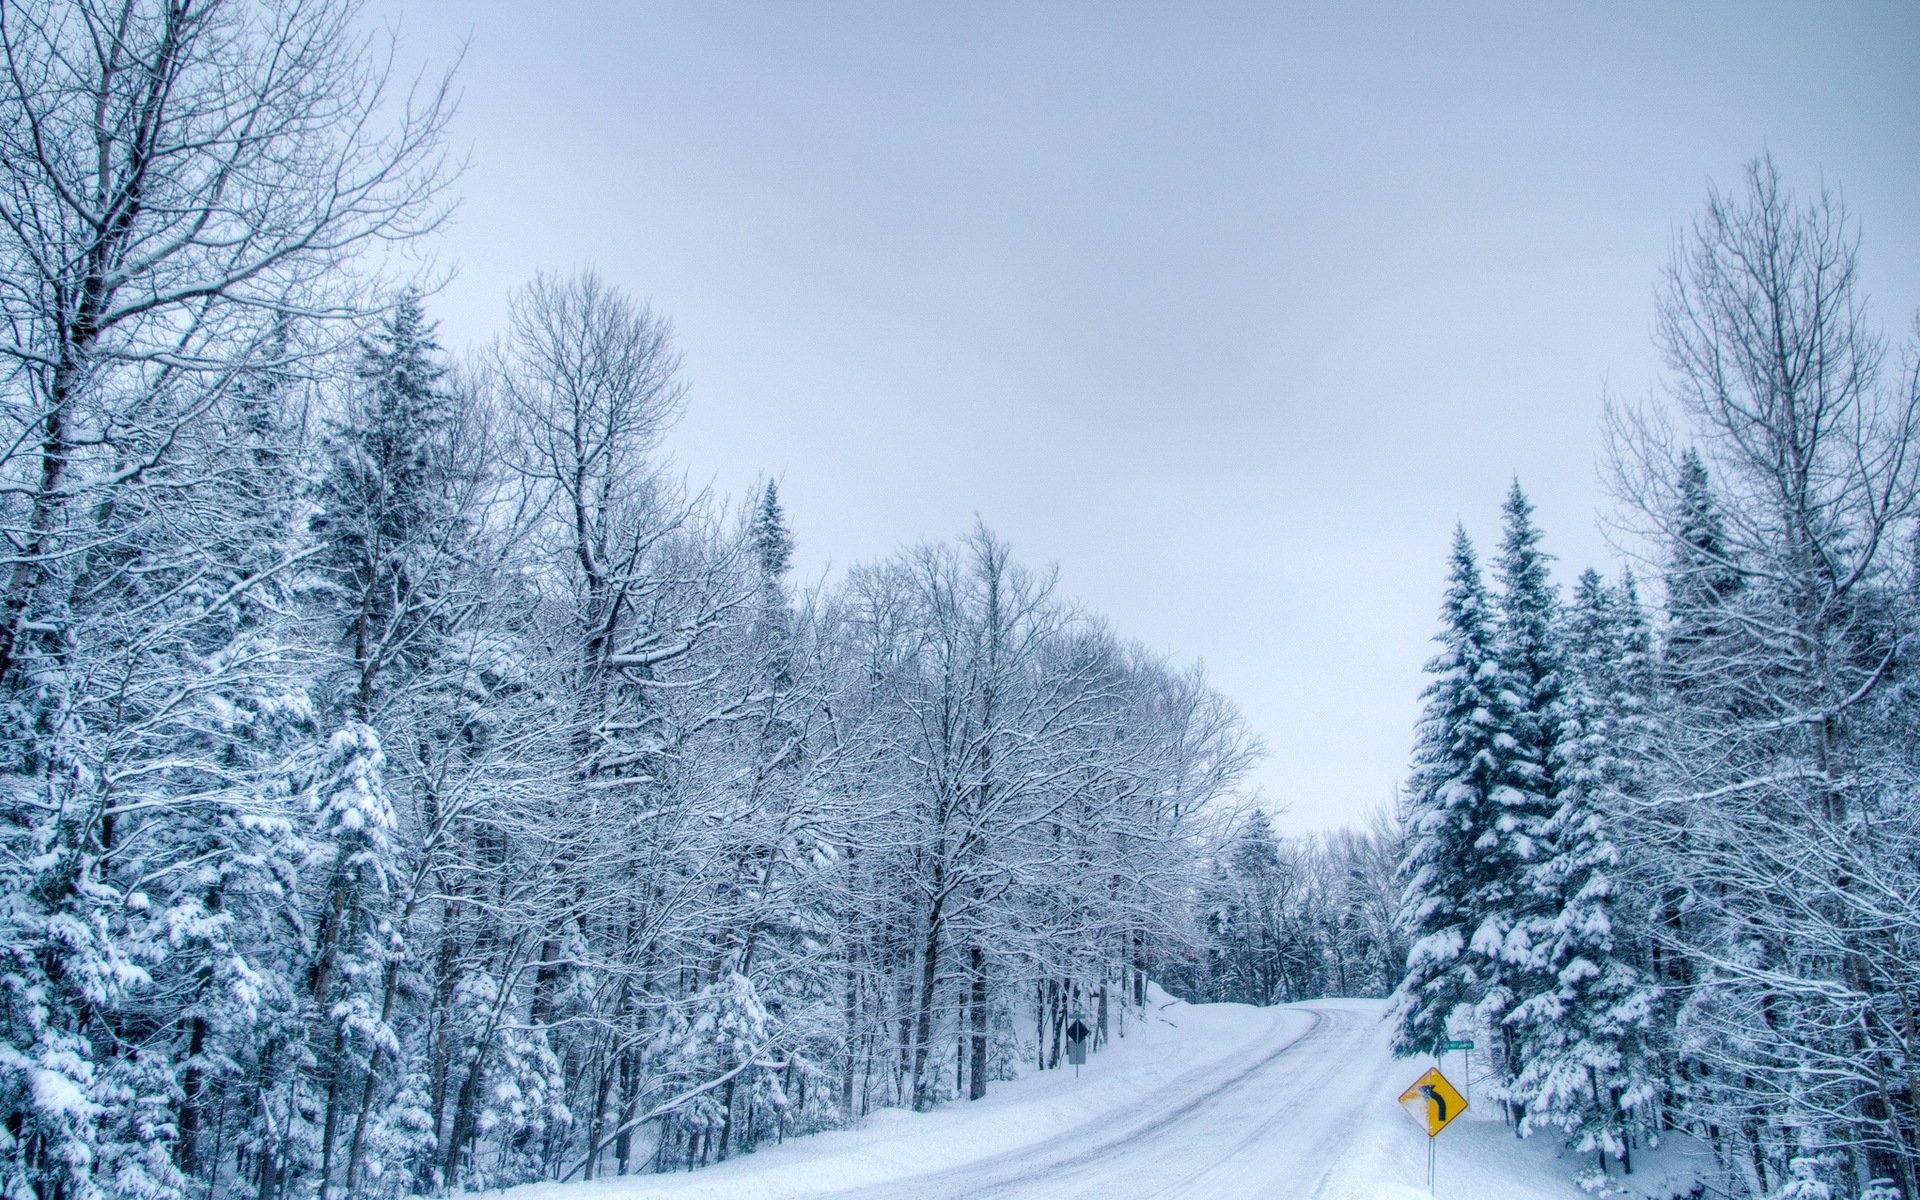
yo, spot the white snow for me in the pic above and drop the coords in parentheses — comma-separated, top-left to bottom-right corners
(480, 994, 1707, 1200)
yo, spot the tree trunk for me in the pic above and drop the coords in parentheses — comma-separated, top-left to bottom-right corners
(968, 947, 988, 1100)
(175, 1015, 209, 1175)
(841, 946, 860, 1118)
(911, 890, 945, 1110)
(1035, 982, 1047, 1071)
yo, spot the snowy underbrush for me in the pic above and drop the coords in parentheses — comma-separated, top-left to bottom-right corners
(1571, 1135, 1713, 1199)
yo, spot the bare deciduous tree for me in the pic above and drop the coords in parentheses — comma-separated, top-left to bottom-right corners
(1607, 156, 1920, 1198)
(0, 0, 455, 689)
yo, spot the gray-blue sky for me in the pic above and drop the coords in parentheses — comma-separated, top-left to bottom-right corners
(371, 1, 1920, 831)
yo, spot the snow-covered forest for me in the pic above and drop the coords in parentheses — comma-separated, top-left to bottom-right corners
(1393, 161, 1920, 1199)
(0, 4, 1281, 1197)
(5, 3, 1917, 1200)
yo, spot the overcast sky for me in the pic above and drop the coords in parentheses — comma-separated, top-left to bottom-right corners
(368, 1, 1920, 833)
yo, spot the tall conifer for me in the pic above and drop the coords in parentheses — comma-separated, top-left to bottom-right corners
(1475, 482, 1564, 1105)
(311, 291, 460, 718)
(1508, 571, 1659, 1174)
(1393, 527, 1505, 1057)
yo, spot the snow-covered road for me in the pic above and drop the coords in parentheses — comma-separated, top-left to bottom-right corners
(813, 1000, 1408, 1200)
(490, 995, 1701, 1200)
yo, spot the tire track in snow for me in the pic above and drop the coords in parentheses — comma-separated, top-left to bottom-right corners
(1142, 1005, 1369, 1200)
(814, 1007, 1326, 1200)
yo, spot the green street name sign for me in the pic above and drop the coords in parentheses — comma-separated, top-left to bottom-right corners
(1440, 1039, 1474, 1051)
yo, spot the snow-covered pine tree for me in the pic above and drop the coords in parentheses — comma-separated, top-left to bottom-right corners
(752, 483, 795, 602)
(1661, 448, 1745, 701)
(0, 2, 450, 1186)
(1476, 482, 1564, 1111)
(303, 722, 404, 1200)
(146, 340, 320, 1198)
(1640, 450, 1744, 1139)
(702, 480, 832, 1159)
(0, 347, 322, 1200)
(1507, 570, 1660, 1177)
(1393, 526, 1506, 1059)
(1213, 810, 1289, 1005)
(311, 291, 462, 719)
(303, 291, 478, 1198)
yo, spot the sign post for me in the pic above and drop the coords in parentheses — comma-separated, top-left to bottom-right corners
(1439, 1039, 1474, 1108)
(1397, 1066, 1467, 1195)
(1065, 1014, 1090, 1076)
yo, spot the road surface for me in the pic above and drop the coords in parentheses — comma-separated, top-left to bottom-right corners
(812, 1000, 1412, 1200)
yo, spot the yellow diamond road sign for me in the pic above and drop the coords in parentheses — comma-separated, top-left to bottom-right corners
(1398, 1067, 1467, 1137)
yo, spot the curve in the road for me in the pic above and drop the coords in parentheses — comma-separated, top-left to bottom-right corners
(816, 1001, 1398, 1200)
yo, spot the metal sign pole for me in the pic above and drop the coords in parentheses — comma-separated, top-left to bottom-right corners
(1398, 1064, 1466, 1195)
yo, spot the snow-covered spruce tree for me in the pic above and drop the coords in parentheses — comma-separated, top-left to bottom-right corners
(1506, 570, 1660, 1176)
(304, 291, 494, 1199)
(1393, 527, 1507, 1060)
(1477, 482, 1566, 1115)
(149, 345, 321, 1200)
(1642, 448, 1745, 1140)
(661, 973, 788, 1156)
(301, 724, 405, 1200)
(751, 483, 796, 619)
(1642, 449, 1756, 1149)
(684, 482, 839, 1166)
(1396, 493, 1565, 1119)
(1661, 449, 1746, 697)
(1200, 811, 1290, 1005)
(0, 337, 326, 1200)
(311, 292, 464, 719)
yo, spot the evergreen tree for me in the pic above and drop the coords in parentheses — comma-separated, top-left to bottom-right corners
(1638, 453, 1749, 1133)
(1662, 449, 1744, 698)
(304, 723, 404, 1199)
(1475, 482, 1564, 1105)
(1392, 527, 1506, 1058)
(0, 335, 321, 1200)
(1507, 571, 1659, 1176)
(751, 481, 795, 588)
(1488, 481, 1563, 856)
(310, 291, 460, 719)
(1217, 811, 1289, 1004)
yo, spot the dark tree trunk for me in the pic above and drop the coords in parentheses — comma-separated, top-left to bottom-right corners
(968, 947, 989, 1100)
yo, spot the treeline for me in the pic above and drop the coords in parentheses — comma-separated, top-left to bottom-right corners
(0, 4, 1260, 1199)
(1165, 809, 1404, 1006)
(1393, 160, 1920, 1200)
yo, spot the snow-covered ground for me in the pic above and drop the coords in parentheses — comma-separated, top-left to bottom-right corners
(483, 994, 1707, 1200)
